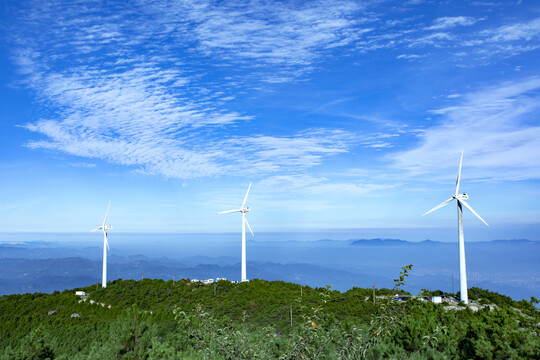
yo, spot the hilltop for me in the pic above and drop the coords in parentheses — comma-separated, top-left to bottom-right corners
(0, 278, 538, 359)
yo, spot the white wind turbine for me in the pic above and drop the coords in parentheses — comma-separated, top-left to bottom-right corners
(217, 181, 254, 282)
(91, 201, 112, 288)
(423, 152, 488, 304)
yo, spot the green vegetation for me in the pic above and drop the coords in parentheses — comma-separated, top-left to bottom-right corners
(0, 277, 538, 359)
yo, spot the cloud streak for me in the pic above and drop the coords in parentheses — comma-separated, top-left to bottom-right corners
(259, 174, 395, 197)
(179, 1, 362, 64)
(5, 1, 540, 182)
(392, 77, 540, 181)
(7, 0, 360, 179)
(427, 16, 479, 30)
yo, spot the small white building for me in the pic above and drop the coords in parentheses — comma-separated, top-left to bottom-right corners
(75, 291, 86, 296)
(203, 279, 214, 285)
(432, 296, 442, 304)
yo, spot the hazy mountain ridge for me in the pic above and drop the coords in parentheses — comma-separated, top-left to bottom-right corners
(349, 238, 539, 245)
(0, 256, 388, 296)
(0, 237, 538, 300)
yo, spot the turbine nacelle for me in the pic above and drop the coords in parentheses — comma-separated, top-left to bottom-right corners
(423, 153, 487, 227)
(91, 224, 112, 232)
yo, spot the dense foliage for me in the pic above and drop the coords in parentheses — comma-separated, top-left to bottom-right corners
(0, 277, 538, 359)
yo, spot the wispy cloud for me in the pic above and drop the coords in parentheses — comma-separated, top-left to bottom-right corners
(5, 1, 540, 183)
(482, 17, 540, 42)
(359, 133, 400, 149)
(392, 77, 540, 181)
(68, 162, 96, 168)
(427, 16, 479, 30)
(396, 53, 423, 60)
(260, 174, 395, 196)
(7, 0, 358, 179)
(408, 32, 455, 47)
(182, 1, 362, 63)
(358, 12, 539, 60)
(25, 120, 353, 179)
(143, 0, 367, 82)
(218, 130, 353, 176)
(459, 17, 540, 58)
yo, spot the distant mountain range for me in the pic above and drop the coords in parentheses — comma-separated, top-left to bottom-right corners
(348, 238, 538, 246)
(350, 238, 413, 246)
(0, 256, 386, 295)
(0, 237, 538, 300)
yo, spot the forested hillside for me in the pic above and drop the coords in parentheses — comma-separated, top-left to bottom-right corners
(0, 277, 538, 359)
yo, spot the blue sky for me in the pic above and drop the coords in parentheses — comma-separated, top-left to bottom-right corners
(0, 0, 539, 240)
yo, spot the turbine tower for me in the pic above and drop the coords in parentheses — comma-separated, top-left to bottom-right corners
(91, 201, 112, 288)
(217, 182, 254, 282)
(423, 152, 488, 304)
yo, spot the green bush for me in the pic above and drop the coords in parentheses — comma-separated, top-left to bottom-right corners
(0, 278, 537, 359)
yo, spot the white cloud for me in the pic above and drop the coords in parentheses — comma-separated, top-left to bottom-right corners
(25, 119, 353, 179)
(303, 182, 396, 196)
(260, 174, 395, 196)
(358, 132, 400, 149)
(404, 0, 427, 5)
(358, 13, 539, 60)
(144, 0, 366, 80)
(427, 16, 479, 30)
(461, 17, 540, 57)
(260, 174, 323, 190)
(69, 162, 96, 168)
(7, 1, 357, 179)
(217, 130, 353, 174)
(7, 1, 540, 183)
(482, 17, 540, 42)
(392, 77, 540, 181)
(396, 53, 423, 60)
(189, 1, 359, 63)
(408, 32, 454, 47)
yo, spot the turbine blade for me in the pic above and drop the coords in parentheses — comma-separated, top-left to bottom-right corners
(90, 227, 101, 232)
(217, 209, 242, 215)
(244, 217, 254, 237)
(423, 197, 454, 216)
(455, 151, 463, 197)
(241, 181, 252, 208)
(460, 200, 489, 227)
(102, 200, 111, 227)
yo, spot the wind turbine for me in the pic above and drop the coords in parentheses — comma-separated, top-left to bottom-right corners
(217, 182, 254, 282)
(91, 201, 112, 288)
(423, 152, 488, 304)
